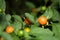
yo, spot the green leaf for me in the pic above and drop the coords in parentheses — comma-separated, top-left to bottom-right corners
(12, 21, 22, 35)
(12, 36, 20, 40)
(43, 7, 60, 22)
(0, 26, 3, 33)
(42, 7, 53, 19)
(0, 0, 6, 11)
(30, 25, 59, 40)
(0, 14, 7, 30)
(6, 14, 11, 21)
(25, 37, 32, 40)
(12, 15, 23, 23)
(24, 32, 33, 40)
(25, 1, 35, 9)
(59, 0, 60, 7)
(36, 36, 59, 40)
(24, 32, 29, 38)
(0, 32, 13, 40)
(52, 23, 60, 40)
(51, 0, 59, 3)
(51, 9, 60, 22)
(10, 33, 20, 40)
(25, 13, 35, 23)
(35, 19, 40, 26)
(23, 22, 26, 28)
(30, 25, 53, 36)
(51, 0, 59, 9)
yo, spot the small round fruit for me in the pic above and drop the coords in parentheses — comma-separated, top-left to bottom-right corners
(24, 18, 31, 25)
(24, 28, 30, 33)
(17, 30, 24, 37)
(38, 16, 47, 25)
(5, 26, 14, 33)
(41, 6, 46, 11)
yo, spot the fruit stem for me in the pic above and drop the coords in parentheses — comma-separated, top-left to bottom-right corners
(46, 22, 49, 25)
(42, 26, 44, 29)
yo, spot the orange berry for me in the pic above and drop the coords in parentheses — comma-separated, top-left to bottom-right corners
(24, 18, 31, 25)
(5, 26, 14, 33)
(38, 16, 47, 25)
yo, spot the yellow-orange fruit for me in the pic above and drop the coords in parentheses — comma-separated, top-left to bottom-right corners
(38, 16, 47, 25)
(24, 28, 30, 33)
(5, 26, 14, 33)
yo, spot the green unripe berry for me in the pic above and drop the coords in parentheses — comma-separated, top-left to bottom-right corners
(41, 6, 46, 11)
(17, 30, 24, 37)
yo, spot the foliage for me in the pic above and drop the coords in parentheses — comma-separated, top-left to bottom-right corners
(0, 0, 60, 40)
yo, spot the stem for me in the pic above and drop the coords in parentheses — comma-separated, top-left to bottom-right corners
(46, 21, 49, 25)
(42, 26, 44, 29)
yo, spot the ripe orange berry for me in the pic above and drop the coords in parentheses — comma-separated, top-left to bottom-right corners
(24, 28, 30, 33)
(38, 16, 47, 25)
(24, 18, 31, 25)
(5, 26, 14, 33)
